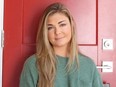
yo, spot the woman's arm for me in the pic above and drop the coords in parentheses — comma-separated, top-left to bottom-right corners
(92, 64, 103, 87)
(20, 55, 38, 87)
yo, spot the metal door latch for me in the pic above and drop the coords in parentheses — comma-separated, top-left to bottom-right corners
(97, 61, 113, 72)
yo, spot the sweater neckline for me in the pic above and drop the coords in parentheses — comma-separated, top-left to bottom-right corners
(56, 55, 69, 59)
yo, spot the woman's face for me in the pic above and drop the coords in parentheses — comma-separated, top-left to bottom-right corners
(47, 12, 72, 48)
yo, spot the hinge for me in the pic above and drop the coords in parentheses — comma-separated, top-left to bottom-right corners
(1, 30, 4, 48)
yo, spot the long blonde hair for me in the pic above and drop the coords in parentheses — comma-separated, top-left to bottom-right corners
(36, 2, 78, 87)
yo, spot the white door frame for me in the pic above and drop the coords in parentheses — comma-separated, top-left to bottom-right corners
(0, 0, 4, 86)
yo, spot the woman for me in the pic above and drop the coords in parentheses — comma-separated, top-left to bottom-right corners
(20, 2, 103, 87)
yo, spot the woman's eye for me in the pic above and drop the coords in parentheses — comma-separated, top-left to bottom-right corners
(60, 23, 66, 27)
(48, 27, 53, 30)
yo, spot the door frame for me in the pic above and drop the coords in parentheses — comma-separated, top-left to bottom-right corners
(0, 0, 4, 86)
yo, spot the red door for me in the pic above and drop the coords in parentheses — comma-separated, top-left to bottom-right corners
(3, 0, 116, 87)
(98, 0, 116, 86)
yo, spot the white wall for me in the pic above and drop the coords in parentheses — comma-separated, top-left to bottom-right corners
(0, 0, 4, 86)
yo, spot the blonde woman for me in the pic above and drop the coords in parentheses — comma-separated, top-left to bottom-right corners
(20, 2, 103, 87)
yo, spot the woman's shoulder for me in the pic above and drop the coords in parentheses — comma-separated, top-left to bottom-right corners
(78, 53, 96, 67)
(23, 54, 37, 69)
(20, 54, 38, 86)
(78, 53, 97, 77)
(25, 54, 36, 63)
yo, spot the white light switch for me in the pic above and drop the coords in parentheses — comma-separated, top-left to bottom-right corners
(103, 39, 113, 50)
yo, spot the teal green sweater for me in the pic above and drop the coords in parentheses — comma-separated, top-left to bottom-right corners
(20, 54, 103, 87)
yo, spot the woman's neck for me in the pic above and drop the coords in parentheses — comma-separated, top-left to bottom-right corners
(53, 46, 69, 57)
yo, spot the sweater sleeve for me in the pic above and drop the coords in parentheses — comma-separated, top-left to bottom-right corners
(92, 64, 103, 87)
(20, 55, 38, 87)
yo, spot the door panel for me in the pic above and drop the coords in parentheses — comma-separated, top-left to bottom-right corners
(23, 0, 96, 44)
(79, 46, 98, 64)
(3, 0, 110, 87)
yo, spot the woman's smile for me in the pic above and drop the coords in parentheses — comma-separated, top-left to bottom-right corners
(47, 12, 72, 48)
(55, 36, 64, 40)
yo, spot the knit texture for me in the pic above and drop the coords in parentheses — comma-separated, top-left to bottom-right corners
(20, 54, 103, 87)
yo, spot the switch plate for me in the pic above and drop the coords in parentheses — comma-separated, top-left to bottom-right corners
(102, 61, 113, 72)
(103, 39, 113, 50)
(103, 84, 110, 87)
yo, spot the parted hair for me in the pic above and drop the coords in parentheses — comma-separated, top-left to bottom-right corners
(36, 2, 78, 87)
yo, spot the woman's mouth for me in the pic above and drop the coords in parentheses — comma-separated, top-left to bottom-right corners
(55, 37, 64, 40)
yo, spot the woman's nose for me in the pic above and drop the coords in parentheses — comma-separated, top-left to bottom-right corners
(55, 27, 61, 35)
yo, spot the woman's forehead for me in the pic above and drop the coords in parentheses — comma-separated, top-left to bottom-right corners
(48, 12, 68, 18)
(47, 12, 69, 23)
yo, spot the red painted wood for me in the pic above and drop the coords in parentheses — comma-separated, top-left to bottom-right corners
(3, 0, 23, 86)
(23, 0, 96, 45)
(98, 0, 116, 87)
(3, 0, 109, 87)
(79, 46, 98, 64)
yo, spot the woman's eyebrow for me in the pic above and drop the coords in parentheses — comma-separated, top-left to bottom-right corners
(47, 24, 53, 26)
(58, 20, 66, 24)
(47, 20, 66, 26)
